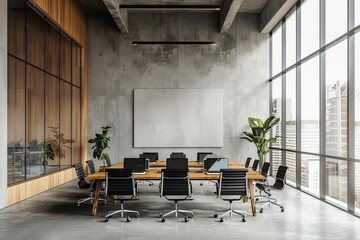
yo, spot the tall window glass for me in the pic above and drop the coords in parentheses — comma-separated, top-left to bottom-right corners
(301, 154, 320, 196)
(272, 25, 282, 76)
(325, 40, 348, 158)
(356, 0, 360, 27)
(271, 77, 282, 175)
(325, 0, 347, 44)
(355, 32, 360, 160)
(301, 56, 320, 154)
(285, 10, 296, 68)
(301, 0, 319, 59)
(326, 158, 348, 208)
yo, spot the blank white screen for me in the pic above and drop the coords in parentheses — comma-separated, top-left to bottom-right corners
(134, 89, 223, 147)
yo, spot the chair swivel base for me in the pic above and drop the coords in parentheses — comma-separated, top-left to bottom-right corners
(104, 202, 139, 222)
(77, 197, 106, 207)
(256, 198, 284, 213)
(214, 202, 247, 222)
(160, 202, 193, 222)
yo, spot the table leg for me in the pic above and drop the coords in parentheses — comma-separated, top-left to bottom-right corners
(248, 179, 256, 216)
(91, 180, 102, 216)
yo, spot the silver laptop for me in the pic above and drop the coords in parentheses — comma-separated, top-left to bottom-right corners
(205, 158, 229, 174)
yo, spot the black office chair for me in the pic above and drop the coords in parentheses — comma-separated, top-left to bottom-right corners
(86, 160, 96, 174)
(159, 169, 193, 222)
(251, 159, 260, 171)
(254, 162, 271, 199)
(213, 169, 248, 222)
(197, 152, 213, 162)
(73, 163, 106, 206)
(170, 152, 186, 158)
(85, 160, 107, 204)
(140, 153, 158, 163)
(143, 152, 158, 161)
(255, 165, 288, 213)
(166, 158, 188, 170)
(103, 169, 140, 222)
(244, 157, 252, 168)
(105, 155, 112, 167)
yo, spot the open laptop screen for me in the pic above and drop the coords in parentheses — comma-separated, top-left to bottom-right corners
(204, 158, 229, 173)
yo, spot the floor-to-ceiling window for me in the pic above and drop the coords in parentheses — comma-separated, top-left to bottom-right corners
(7, 0, 82, 185)
(270, 0, 360, 215)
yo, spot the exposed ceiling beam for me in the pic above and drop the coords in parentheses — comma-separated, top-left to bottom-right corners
(220, 0, 244, 34)
(103, 0, 129, 33)
(260, 0, 297, 33)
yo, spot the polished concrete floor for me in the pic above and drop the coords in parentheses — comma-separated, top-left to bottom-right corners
(0, 179, 359, 240)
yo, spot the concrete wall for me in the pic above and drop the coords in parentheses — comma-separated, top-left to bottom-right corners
(87, 13, 269, 167)
(0, 0, 7, 208)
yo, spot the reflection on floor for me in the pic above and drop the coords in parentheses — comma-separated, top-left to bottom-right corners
(1, 178, 360, 240)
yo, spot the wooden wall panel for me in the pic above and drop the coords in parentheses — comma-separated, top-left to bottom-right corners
(7, 168, 76, 206)
(29, 0, 86, 46)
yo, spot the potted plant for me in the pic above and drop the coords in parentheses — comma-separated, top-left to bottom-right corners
(240, 116, 280, 168)
(88, 126, 112, 165)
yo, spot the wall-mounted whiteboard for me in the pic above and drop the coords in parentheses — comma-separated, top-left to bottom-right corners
(134, 89, 223, 148)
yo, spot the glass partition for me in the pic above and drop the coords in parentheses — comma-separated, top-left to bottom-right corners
(7, 0, 82, 185)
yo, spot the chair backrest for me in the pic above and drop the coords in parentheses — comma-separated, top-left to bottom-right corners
(124, 158, 146, 173)
(244, 157, 252, 168)
(219, 169, 248, 196)
(197, 152, 213, 162)
(143, 152, 158, 161)
(170, 152, 186, 158)
(105, 169, 136, 196)
(274, 165, 288, 190)
(260, 162, 271, 176)
(73, 164, 89, 189)
(166, 158, 188, 170)
(105, 155, 112, 166)
(161, 169, 190, 196)
(86, 160, 96, 174)
(140, 153, 157, 163)
(252, 159, 259, 171)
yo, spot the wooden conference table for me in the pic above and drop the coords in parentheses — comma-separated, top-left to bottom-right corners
(86, 160, 265, 217)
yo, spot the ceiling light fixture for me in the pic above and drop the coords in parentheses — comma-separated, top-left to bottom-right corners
(120, 4, 221, 11)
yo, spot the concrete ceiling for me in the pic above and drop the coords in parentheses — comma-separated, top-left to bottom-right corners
(78, 0, 269, 13)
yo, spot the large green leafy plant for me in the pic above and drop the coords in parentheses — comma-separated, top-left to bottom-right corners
(240, 116, 280, 167)
(88, 126, 112, 164)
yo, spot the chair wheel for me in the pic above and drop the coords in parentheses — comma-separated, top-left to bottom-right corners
(126, 216, 131, 222)
(242, 218, 246, 222)
(189, 214, 193, 218)
(184, 217, 189, 222)
(77, 203, 80, 207)
(161, 218, 165, 222)
(104, 218, 109, 222)
(281, 208, 284, 212)
(136, 213, 140, 218)
(255, 198, 259, 202)
(220, 218, 224, 222)
(259, 209, 263, 213)
(159, 213, 163, 217)
(214, 214, 218, 218)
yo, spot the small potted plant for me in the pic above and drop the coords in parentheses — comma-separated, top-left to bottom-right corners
(88, 126, 112, 166)
(240, 116, 280, 168)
